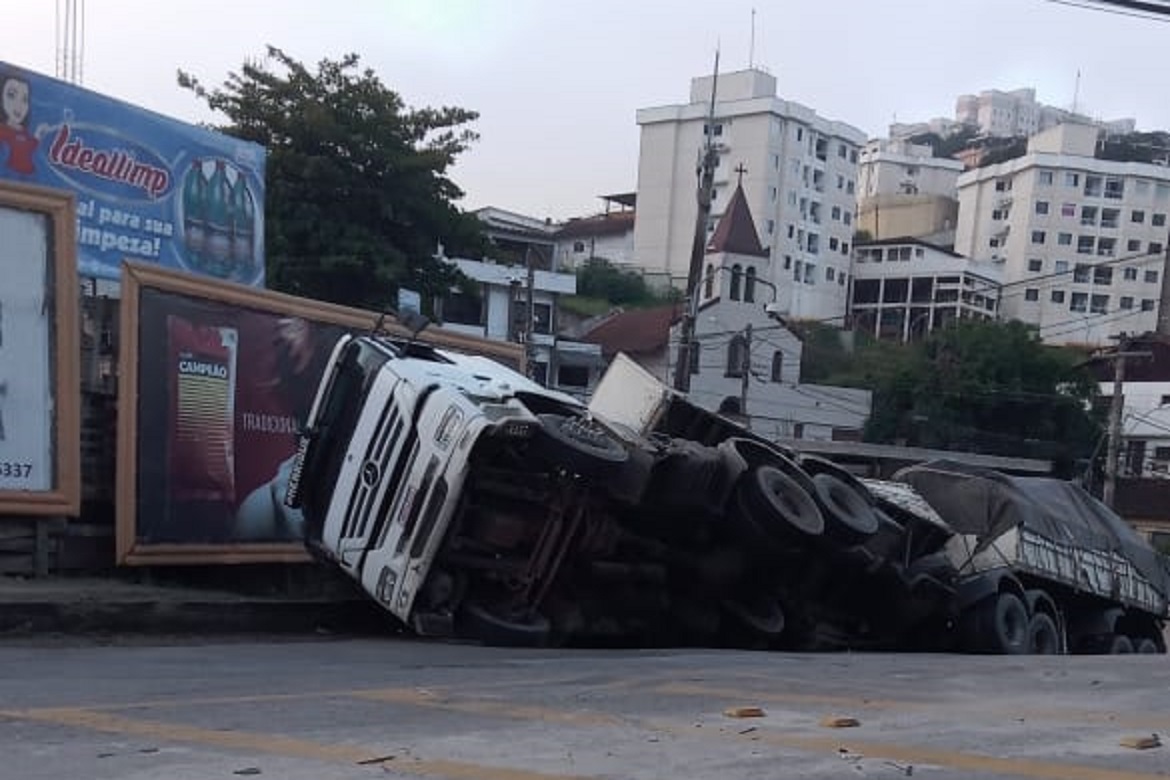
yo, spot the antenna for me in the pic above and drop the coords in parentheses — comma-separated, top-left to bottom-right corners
(55, 0, 86, 83)
(749, 8, 757, 69)
(1073, 69, 1082, 115)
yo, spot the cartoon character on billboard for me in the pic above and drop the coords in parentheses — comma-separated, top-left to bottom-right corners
(0, 73, 39, 175)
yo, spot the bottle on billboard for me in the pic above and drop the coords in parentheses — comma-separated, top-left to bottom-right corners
(206, 160, 233, 274)
(230, 174, 255, 275)
(182, 159, 207, 261)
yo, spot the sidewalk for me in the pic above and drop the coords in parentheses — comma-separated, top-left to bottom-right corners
(0, 572, 394, 637)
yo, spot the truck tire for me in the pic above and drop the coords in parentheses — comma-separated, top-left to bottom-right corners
(722, 595, 786, 638)
(533, 414, 628, 477)
(1134, 637, 1160, 654)
(458, 602, 551, 648)
(740, 465, 824, 540)
(810, 473, 878, 544)
(967, 592, 1028, 654)
(1027, 613, 1061, 655)
(1108, 634, 1134, 654)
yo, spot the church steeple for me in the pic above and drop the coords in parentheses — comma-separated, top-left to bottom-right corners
(706, 178, 768, 258)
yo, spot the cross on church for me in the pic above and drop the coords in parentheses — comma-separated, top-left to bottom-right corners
(734, 163, 748, 185)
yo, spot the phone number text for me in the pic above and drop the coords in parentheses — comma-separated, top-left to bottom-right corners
(0, 462, 33, 479)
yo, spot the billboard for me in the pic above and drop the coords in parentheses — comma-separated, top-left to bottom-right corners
(116, 262, 524, 565)
(0, 62, 266, 286)
(0, 181, 80, 516)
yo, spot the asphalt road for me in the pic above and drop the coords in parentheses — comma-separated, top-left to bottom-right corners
(2, 636, 1169, 779)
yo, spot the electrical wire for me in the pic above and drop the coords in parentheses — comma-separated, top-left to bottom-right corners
(1039, 0, 1170, 21)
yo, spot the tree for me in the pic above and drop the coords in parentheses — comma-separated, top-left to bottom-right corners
(179, 47, 487, 310)
(576, 258, 660, 307)
(858, 321, 1102, 470)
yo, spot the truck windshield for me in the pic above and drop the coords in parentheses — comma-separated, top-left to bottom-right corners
(301, 339, 389, 540)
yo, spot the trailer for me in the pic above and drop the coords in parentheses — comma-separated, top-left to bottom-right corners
(286, 337, 1168, 653)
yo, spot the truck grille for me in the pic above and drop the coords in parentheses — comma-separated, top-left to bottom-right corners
(341, 400, 404, 542)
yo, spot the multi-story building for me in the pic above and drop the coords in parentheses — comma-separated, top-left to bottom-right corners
(856, 138, 964, 246)
(552, 194, 636, 271)
(955, 88, 1135, 140)
(955, 123, 1170, 346)
(633, 68, 866, 322)
(850, 238, 1002, 342)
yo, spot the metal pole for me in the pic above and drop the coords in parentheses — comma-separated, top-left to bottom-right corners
(524, 246, 537, 382)
(1157, 241, 1170, 335)
(740, 323, 752, 428)
(1104, 340, 1126, 508)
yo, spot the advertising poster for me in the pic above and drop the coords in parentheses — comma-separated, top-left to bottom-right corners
(0, 61, 266, 286)
(116, 263, 525, 564)
(0, 206, 52, 492)
(133, 285, 347, 547)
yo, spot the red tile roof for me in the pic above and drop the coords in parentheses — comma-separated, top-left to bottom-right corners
(707, 184, 767, 257)
(581, 304, 680, 357)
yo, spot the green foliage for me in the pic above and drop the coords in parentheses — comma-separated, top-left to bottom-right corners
(560, 295, 614, 318)
(863, 321, 1102, 466)
(576, 258, 666, 307)
(801, 320, 1102, 468)
(178, 46, 487, 310)
(907, 126, 980, 159)
(1098, 131, 1170, 164)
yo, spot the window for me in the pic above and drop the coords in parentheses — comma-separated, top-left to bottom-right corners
(844, 212, 852, 226)
(796, 127, 804, 141)
(1155, 213, 1168, 227)
(1035, 201, 1049, 216)
(1101, 208, 1120, 228)
(1031, 230, 1046, 245)
(804, 263, 815, 284)
(1054, 259, 1069, 274)
(1124, 267, 1138, 281)
(703, 122, 724, 137)
(1039, 170, 1054, 185)
(1090, 294, 1109, 313)
(838, 143, 847, 159)
(1098, 237, 1116, 257)
(1057, 232, 1072, 246)
(1120, 296, 1134, 310)
(1105, 177, 1124, 200)
(1065, 172, 1080, 187)
(807, 233, 820, 255)
(1132, 209, 1146, 224)
(1077, 235, 1094, 254)
(839, 272, 848, 286)
(573, 241, 586, 253)
(995, 178, 1012, 192)
(793, 259, 803, 281)
(744, 267, 757, 303)
(766, 219, 775, 234)
(1143, 299, 1157, 311)
(787, 224, 795, 238)
(837, 174, 845, 190)
(829, 237, 839, 251)
(1151, 242, 1164, 255)
(989, 238, 1000, 249)
(1024, 288, 1039, 302)
(1061, 203, 1076, 217)
(703, 263, 715, 298)
(1128, 239, 1142, 252)
(1084, 175, 1103, 197)
(726, 334, 748, 378)
(1070, 292, 1088, 312)
(992, 209, 1008, 221)
(1027, 258, 1043, 272)
(1073, 263, 1091, 283)
(557, 365, 590, 389)
(850, 149, 858, 163)
(729, 264, 743, 301)
(1080, 206, 1097, 226)
(831, 205, 841, 221)
(841, 241, 850, 255)
(847, 180, 855, 195)
(1051, 290, 1066, 303)
(771, 351, 784, 382)
(826, 267, 836, 282)
(1094, 266, 1113, 285)
(1146, 269, 1160, 284)
(783, 254, 792, 270)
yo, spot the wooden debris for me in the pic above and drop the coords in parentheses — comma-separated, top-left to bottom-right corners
(820, 715, 861, 728)
(723, 705, 766, 718)
(1120, 734, 1161, 750)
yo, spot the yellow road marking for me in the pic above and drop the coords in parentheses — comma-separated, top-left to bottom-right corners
(0, 707, 598, 780)
(354, 688, 624, 728)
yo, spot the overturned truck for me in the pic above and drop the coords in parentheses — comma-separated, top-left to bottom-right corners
(286, 335, 1169, 654)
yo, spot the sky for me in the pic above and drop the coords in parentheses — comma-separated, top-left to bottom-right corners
(9, 0, 1170, 221)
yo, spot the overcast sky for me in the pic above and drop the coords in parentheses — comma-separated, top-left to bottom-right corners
(8, 0, 1170, 220)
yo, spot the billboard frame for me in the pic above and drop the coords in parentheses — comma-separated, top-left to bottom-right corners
(0, 181, 80, 517)
(115, 261, 523, 565)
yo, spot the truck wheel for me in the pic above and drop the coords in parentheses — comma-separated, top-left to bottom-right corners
(741, 466, 824, 540)
(458, 602, 551, 648)
(534, 414, 628, 477)
(1134, 637, 1160, 654)
(1027, 613, 1061, 655)
(1108, 634, 1134, 654)
(722, 595, 786, 638)
(972, 592, 1028, 654)
(810, 473, 878, 544)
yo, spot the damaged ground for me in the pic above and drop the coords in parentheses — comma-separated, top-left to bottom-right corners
(3, 636, 1169, 780)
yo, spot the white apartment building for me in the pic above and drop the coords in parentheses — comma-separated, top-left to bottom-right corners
(850, 238, 1002, 343)
(633, 68, 866, 322)
(857, 139, 964, 245)
(955, 88, 1135, 140)
(956, 123, 1170, 346)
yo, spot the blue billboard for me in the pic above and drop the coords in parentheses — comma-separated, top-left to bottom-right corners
(0, 62, 266, 286)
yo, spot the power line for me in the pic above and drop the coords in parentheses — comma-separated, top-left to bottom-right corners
(1039, 0, 1170, 21)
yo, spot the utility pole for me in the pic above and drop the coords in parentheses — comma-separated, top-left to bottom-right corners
(672, 48, 721, 393)
(523, 246, 537, 382)
(1103, 335, 1152, 508)
(739, 323, 752, 428)
(1157, 241, 1170, 335)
